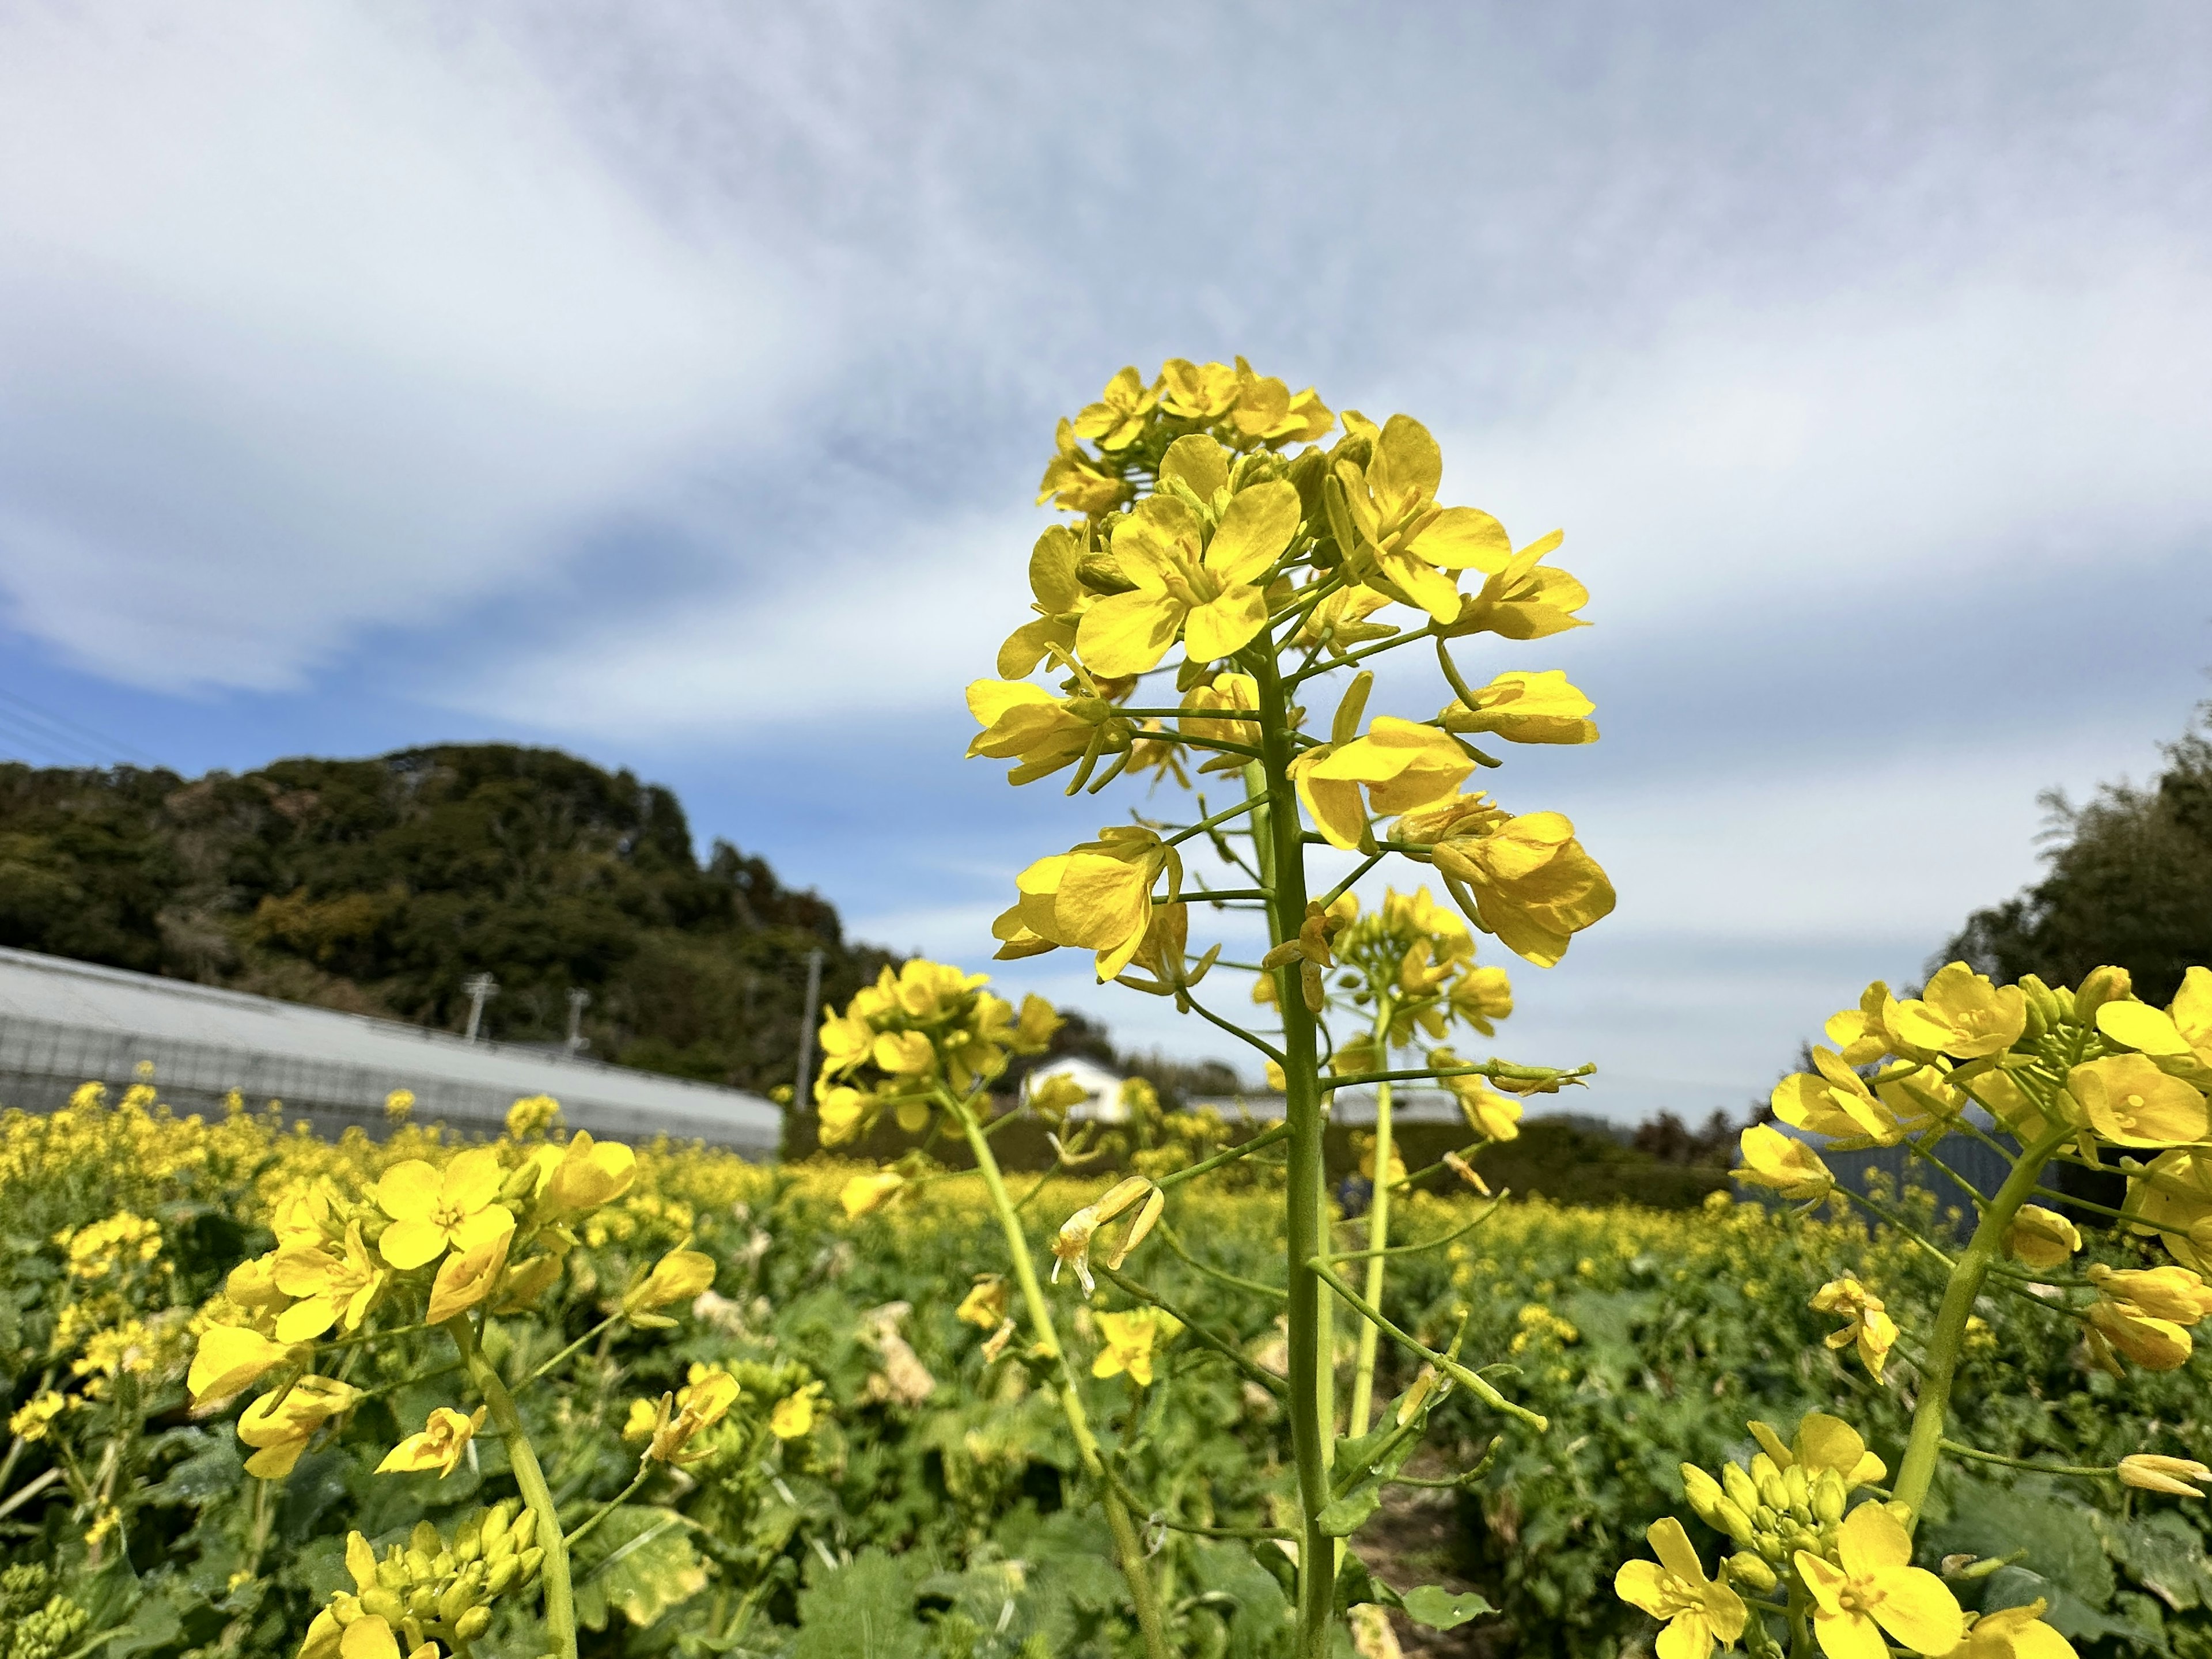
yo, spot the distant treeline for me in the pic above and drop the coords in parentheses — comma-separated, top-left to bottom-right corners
(0, 743, 896, 1093)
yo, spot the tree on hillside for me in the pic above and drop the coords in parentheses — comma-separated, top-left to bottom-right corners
(1944, 704, 2212, 1004)
(0, 744, 894, 1093)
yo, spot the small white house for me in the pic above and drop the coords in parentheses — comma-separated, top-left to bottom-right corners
(1025, 1055, 1131, 1122)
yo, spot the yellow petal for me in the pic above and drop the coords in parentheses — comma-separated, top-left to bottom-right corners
(1647, 1517, 1706, 1583)
(440, 1147, 505, 1215)
(967, 679, 1054, 729)
(1655, 1615, 1717, 1659)
(1612, 1559, 1669, 1620)
(450, 1205, 516, 1253)
(1836, 1502, 1912, 1575)
(1369, 414, 1442, 511)
(274, 1297, 338, 1346)
(339, 1618, 400, 1659)
(1407, 505, 1513, 572)
(2097, 1000, 2194, 1058)
(378, 1218, 449, 1271)
(1205, 480, 1301, 586)
(1867, 1566, 1963, 1656)
(187, 1325, 285, 1406)
(1158, 433, 1228, 500)
(1183, 588, 1270, 663)
(1077, 590, 1183, 678)
(373, 1160, 441, 1224)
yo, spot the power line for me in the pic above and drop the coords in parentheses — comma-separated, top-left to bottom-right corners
(0, 685, 165, 770)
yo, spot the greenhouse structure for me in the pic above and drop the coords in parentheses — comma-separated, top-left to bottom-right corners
(0, 944, 780, 1153)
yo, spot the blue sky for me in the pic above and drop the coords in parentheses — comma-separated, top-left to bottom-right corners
(3, 4, 2209, 1122)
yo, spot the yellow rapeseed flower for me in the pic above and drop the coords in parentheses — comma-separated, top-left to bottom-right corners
(2118, 1454, 2210, 1497)
(374, 1149, 513, 1270)
(236, 1374, 360, 1479)
(1733, 1126, 1834, 1202)
(2003, 1205, 2081, 1271)
(1745, 1412, 1887, 1488)
(272, 1222, 385, 1343)
(1889, 963, 2027, 1059)
(187, 1325, 289, 1408)
(1795, 1503, 1963, 1659)
(1077, 468, 1301, 676)
(1949, 1599, 2077, 1659)
(375, 1405, 486, 1478)
(770, 1381, 825, 1440)
(1293, 718, 1475, 851)
(628, 1247, 717, 1310)
(1092, 1308, 1182, 1387)
(1438, 669, 1599, 746)
(2067, 1055, 2209, 1147)
(1809, 1276, 1899, 1379)
(841, 1169, 906, 1218)
(1612, 1516, 1748, 1659)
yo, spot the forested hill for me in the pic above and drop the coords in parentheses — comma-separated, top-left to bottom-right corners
(0, 744, 894, 1091)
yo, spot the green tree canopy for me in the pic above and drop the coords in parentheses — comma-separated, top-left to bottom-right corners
(1946, 705, 2212, 1005)
(0, 744, 893, 1091)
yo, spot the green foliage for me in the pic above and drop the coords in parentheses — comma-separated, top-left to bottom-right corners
(0, 745, 892, 1092)
(1949, 709, 2212, 1004)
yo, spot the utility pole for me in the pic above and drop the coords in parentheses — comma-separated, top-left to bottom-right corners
(565, 988, 592, 1056)
(462, 974, 499, 1043)
(793, 948, 826, 1107)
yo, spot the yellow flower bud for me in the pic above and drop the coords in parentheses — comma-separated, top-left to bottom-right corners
(628, 1248, 717, 1312)
(1725, 1552, 1778, 1593)
(2117, 1454, 2210, 1497)
(2003, 1205, 2082, 1271)
(2075, 965, 2133, 1022)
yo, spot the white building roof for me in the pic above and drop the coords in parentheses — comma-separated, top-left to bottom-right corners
(0, 945, 779, 1153)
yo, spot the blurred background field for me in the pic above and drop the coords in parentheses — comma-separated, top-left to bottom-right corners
(2, 1088, 2204, 1659)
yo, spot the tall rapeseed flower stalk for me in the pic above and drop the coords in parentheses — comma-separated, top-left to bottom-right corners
(948, 359, 1611, 1658)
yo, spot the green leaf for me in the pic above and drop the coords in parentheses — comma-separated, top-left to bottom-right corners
(1317, 1380, 1445, 1536)
(2094, 1509, 2212, 1612)
(102, 1591, 184, 1659)
(793, 1547, 926, 1659)
(1399, 1586, 1495, 1631)
(148, 1437, 242, 1507)
(571, 1505, 709, 1631)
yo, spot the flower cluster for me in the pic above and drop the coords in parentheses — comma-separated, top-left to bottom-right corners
(1738, 961, 2212, 1375)
(974, 362, 1615, 978)
(188, 1128, 639, 1475)
(299, 1510, 544, 1659)
(1628, 1410, 2051, 1659)
(812, 960, 1060, 1146)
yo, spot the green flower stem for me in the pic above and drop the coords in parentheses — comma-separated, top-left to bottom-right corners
(1891, 1124, 2074, 1526)
(1346, 1000, 1398, 1441)
(1156, 1218, 1287, 1301)
(566, 1460, 654, 1549)
(1315, 851, 1386, 910)
(1320, 1060, 1590, 1093)
(1310, 1262, 1547, 1431)
(527, 1312, 626, 1384)
(1938, 1440, 2115, 1479)
(1325, 1198, 1502, 1265)
(951, 1104, 1171, 1659)
(1252, 647, 1336, 1659)
(449, 1316, 574, 1659)
(1153, 1121, 1291, 1189)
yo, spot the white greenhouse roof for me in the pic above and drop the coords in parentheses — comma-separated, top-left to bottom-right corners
(0, 945, 779, 1153)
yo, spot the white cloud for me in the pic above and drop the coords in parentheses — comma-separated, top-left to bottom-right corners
(0, 5, 790, 692)
(1456, 259, 2212, 634)
(444, 504, 1032, 736)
